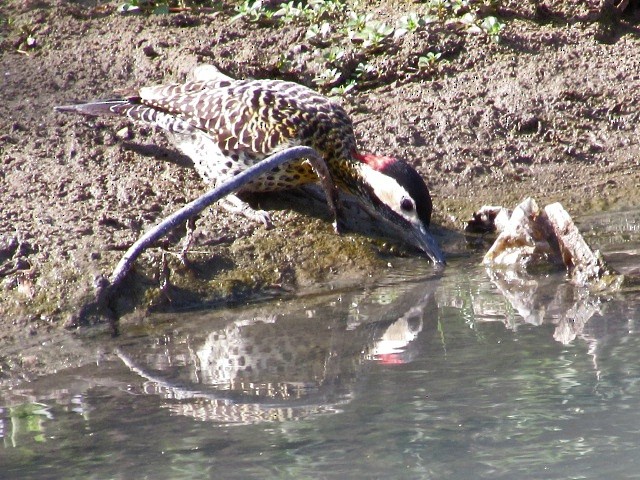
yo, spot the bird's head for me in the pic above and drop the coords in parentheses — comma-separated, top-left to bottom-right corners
(352, 152, 445, 266)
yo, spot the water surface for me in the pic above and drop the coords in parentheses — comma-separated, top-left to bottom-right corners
(3, 210, 640, 479)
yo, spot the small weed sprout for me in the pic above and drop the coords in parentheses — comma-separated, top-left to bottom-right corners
(451, 0, 470, 14)
(349, 19, 394, 51)
(275, 53, 292, 72)
(479, 16, 504, 42)
(118, 0, 207, 14)
(329, 62, 371, 95)
(14, 23, 39, 52)
(305, 0, 345, 21)
(321, 46, 346, 64)
(234, 0, 345, 24)
(354, 62, 374, 79)
(425, 0, 452, 20)
(346, 11, 373, 32)
(317, 61, 374, 96)
(417, 52, 442, 70)
(395, 13, 426, 37)
(460, 12, 503, 42)
(313, 68, 342, 88)
(330, 79, 357, 96)
(274, 1, 304, 21)
(459, 12, 479, 30)
(232, 0, 274, 23)
(306, 22, 333, 45)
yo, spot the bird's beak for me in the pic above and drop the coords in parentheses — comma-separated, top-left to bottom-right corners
(413, 224, 446, 266)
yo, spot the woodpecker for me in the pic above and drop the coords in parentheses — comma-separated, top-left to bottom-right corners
(55, 65, 445, 264)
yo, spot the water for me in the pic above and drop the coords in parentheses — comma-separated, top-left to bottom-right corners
(4, 210, 640, 479)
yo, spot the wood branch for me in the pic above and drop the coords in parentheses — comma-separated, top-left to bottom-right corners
(71, 146, 340, 327)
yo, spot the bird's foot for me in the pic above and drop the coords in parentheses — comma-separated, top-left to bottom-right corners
(180, 217, 197, 267)
(220, 194, 273, 228)
(333, 214, 347, 235)
(331, 194, 347, 235)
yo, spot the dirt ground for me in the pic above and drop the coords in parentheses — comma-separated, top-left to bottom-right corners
(1, 0, 640, 340)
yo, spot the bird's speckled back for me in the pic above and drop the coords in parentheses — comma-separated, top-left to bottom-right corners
(136, 77, 358, 192)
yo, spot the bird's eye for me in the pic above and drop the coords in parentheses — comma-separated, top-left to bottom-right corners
(400, 198, 414, 212)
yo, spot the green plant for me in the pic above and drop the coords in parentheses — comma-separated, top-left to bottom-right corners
(327, 62, 373, 96)
(348, 19, 394, 51)
(226, 0, 506, 93)
(354, 61, 374, 79)
(118, 0, 219, 14)
(425, 0, 453, 20)
(417, 52, 442, 70)
(307, 0, 345, 18)
(460, 12, 504, 42)
(451, 0, 470, 14)
(345, 10, 373, 32)
(313, 67, 342, 88)
(395, 12, 426, 37)
(13, 23, 38, 51)
(275, 53, 292, 72)
(330, 79, 357, 96)
(297, 0, 345, 22)
(321, 46, 345, 64)
(479, 15, 504, 42)
(232, 0, 275, 23)
(420, 0, 504, 25)
(235, 0, 345, 24)
(274, 1, 304, 21)
(305, 21, 333, 45)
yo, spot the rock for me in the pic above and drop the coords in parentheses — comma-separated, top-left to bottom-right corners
(115, 126, 132, 140)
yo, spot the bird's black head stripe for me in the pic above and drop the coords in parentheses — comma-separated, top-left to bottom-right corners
(379, 160, 432, 226)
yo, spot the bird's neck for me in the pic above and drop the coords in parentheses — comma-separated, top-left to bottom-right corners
(327, 150, 395, 197)
(352, 151, 397, 172)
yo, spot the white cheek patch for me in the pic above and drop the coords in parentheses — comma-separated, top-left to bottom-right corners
(361, 165, 421, 224)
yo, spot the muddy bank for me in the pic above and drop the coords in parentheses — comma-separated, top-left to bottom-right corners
(1, 0, 640, 337)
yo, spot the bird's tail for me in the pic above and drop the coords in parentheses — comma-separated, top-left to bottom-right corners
(54, 99, 197, 135)
(54, 99, 134, 117)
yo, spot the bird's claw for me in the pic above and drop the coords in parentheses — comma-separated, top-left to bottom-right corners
(220, 194, 273, 229)
(252, 209, 273, 229)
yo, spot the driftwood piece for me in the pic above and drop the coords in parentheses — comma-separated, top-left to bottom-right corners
(481, 197, 622, 291)
(482, 198, 560, 268)
(544, 203, 622, 291)
(465, 205, 511, 234)
(71, 146, 340, 327)
(108, 146, 339, 288)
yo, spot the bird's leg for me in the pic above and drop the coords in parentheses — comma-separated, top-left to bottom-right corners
(302, 157, 345, 234)
(218, 194, 273, 229)
(180, 216, 197, 266)
(331, 192, 348, 235)
(159, 251, 174, 302)
(297, 184, 347, 234)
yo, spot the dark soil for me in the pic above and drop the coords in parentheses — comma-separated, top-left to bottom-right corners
(1, 0, 639, 344)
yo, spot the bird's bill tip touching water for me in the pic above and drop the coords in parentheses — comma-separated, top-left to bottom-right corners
(413, 224, 446, 266)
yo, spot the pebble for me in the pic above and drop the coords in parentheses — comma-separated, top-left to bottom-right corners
(116, 126, 132, 140)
